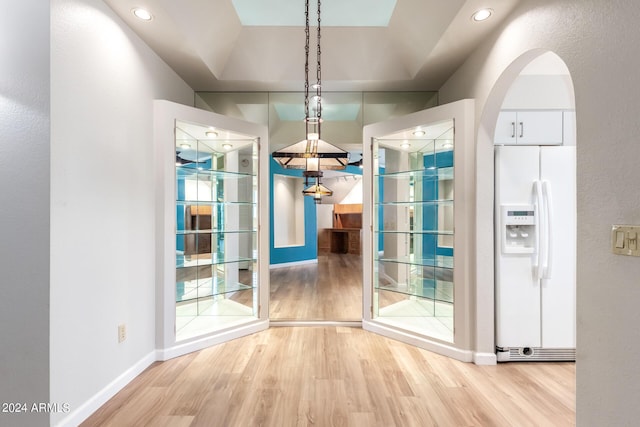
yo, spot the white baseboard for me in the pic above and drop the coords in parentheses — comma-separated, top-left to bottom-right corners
(53, 351, 156, 427)
(270, 320, 362, 328)
(269, 259, 318, 269)
(473, 352, 498, 365)
(54, 320, 268, 426)
(54, 321, 493, 426)
(157, 320, 269, 361)
(363, 320, 474, 363)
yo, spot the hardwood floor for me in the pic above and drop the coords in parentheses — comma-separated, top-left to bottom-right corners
(82, 253, 575, 426)
(269, 252, 363, 321)
(82, 326, 575, 427)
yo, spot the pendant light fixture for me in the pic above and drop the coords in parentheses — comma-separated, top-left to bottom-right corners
(272, 0, 348, 203)
(302, 180, 334, 203)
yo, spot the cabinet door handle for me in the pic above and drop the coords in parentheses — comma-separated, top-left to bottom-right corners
(519, 121, 524, 138)
(511, 122, 515, 138)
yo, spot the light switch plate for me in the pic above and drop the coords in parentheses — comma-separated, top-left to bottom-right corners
(611, 225, 640, 257)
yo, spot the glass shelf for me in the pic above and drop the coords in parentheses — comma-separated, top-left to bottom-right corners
(176, 195, 255, 204)
(176, 229, 257, 235)
(376, 230, 453, 236)
(376, 278, 453, 303)
(176, 254, 256, 269)
(176, 277, 254, 303)
(376, 199, 453, 206)
(375, 167, 453, 181)
(176, 200, 255, 206)
(176, 166, 255, 179)
(375, 255, 453, 269)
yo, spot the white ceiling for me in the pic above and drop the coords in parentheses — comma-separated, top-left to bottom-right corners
(103, 0, 520, 92)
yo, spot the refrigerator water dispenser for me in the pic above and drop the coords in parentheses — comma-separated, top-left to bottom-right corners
(501, 205, 535, 254)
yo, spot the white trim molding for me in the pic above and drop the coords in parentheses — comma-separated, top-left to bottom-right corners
(363, 320, 474, 363)
(269, 259, 318, 269)
(53, 351, 156, 427)
(473, 352, 498, 365)
(157, 320, 269, 361)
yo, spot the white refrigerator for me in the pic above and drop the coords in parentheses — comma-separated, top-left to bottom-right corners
(495, 145, 576, 361)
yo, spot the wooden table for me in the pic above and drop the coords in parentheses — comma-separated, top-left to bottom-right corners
(328, 228, 361, 255)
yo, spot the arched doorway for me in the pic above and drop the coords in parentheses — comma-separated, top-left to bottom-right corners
(475, 50, 576, 363)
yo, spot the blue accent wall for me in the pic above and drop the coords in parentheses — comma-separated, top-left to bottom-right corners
(176, 175, 185, 252)
(269, 160, 363, 266)
(378, 166, 385, 252)
(422, 150, 454, 259)
(270, 158, 318, 265)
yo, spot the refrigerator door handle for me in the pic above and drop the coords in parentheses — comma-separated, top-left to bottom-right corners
(533, 180, 544, 281)
(542, 180, 553, 280)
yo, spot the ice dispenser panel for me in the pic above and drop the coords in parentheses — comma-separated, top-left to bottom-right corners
(501, 205, 535, 254)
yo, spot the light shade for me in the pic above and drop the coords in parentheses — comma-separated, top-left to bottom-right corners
(272, 138, 349, 170)
(302, 180, 333, 204)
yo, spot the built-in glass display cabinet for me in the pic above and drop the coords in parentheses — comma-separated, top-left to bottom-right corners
(155, 101, 269, 359)
(174, 121, 259, 341)
(373, 120, 455, 342)
(362, 100, 474, 361)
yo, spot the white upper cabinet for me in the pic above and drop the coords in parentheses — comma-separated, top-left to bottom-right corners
(495, 110, 564, 145)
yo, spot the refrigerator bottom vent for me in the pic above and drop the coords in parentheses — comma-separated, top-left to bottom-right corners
(497, 347, 575, 362)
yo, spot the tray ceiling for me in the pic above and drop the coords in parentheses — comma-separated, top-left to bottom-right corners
(103, 0, 520, 91)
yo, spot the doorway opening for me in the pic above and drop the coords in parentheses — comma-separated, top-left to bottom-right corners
(477, 50, 576, 362)
(269, 164, 364, 323)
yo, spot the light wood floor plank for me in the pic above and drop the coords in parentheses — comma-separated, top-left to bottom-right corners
(82, 253, 575, 426)
(270, 253, 362, 321)
(82, 327, 575, 427)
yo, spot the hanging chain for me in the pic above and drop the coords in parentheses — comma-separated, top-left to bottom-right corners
(304, 0, 310, 123)
(316, 0, 322, 136)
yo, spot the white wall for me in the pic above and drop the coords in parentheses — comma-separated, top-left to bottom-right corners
(316, 205, 334, 230)
(439, 0, 640, 424)
(501, 74, 574, 110)
(50, 0, 193, 425)
(0, 2, 50, 427)
(340, 178, 363, 204)
(273, 175, 305, 247)
(501, 52, 574, 110)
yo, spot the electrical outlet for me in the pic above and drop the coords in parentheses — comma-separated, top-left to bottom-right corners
(118, 324, 126, 343)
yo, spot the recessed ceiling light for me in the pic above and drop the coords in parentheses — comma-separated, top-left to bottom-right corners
(401, 141, 411, 149)
(180, 143, 191, 149)
(205, 131, 218, 138)
(132, 8, 153, 21)
(413, 130, 425, 137)
(472, 8, 493, 22)
(222, 143, 233, 150)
